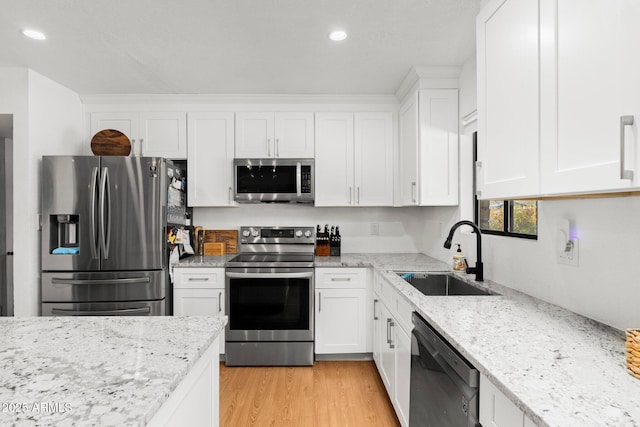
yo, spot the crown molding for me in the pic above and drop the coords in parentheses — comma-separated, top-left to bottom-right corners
(395, 66, 462, 104)
(79, 93, 399, 106)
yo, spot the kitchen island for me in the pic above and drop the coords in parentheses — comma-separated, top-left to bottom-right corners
(0, 315, 226, 426)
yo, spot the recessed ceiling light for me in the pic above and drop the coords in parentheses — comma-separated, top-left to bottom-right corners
(328, 30, 348, 41)
(22, 29, 46, 41)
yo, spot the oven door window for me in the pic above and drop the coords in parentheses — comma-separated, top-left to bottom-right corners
(229, 277, 310, 330)
(236, 165, 298, 194)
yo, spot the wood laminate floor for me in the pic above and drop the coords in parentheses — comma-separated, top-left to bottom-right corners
(220, 360, 401, 427)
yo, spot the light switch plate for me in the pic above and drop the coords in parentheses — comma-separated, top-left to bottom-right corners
(370, 223, 379, 236)
(558, 238, 579, 267)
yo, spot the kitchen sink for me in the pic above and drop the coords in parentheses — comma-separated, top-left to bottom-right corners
(395, 272, 497, 296)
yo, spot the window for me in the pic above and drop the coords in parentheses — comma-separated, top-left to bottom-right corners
(473, 133, 537, 239)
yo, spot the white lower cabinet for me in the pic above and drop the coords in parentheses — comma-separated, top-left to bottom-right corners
(173, 268, 225, 355)
(480, 374, 537, 427)
(315, 268, 371, 354)
(372, 270, 411, 427)
(394, 325, 411, 426)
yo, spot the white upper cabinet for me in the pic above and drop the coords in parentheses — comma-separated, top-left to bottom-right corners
(315, 113, 354, 206)
(187, 112, 235, 207)
(315, 112, 394, 207)
(399, 90, 459, 205)
(399, 95, 419, 205)
(539, 0, 640, 195)
(354, 112, 394, 206)
(477, 0, 640, 198)
(89, 111, 187, 159)
(417, 90, 459, 205)
(476, 0, 540, 199)
(139, 112, 187, 159)
(275, 112, 315, 158)
(235, 112, 314, 158)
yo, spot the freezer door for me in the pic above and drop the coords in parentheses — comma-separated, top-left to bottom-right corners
(41, 270, 166, 302)
(100, 157, 166, 271)
(41, 156, 101, 271)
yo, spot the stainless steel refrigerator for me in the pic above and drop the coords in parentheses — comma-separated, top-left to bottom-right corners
(40, 156, 174, 316)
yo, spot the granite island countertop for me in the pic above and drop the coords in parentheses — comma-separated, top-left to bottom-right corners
(174, 252, 640, 426)
(0, 315, 227, 427)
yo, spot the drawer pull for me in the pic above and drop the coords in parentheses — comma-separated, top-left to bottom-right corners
(330, 277, 352, 282)
(188, 277, 210, 281)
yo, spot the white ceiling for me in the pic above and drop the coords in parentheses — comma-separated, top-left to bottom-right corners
(0, 0, 480, 96)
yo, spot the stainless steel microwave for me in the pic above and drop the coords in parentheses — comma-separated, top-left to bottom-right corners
(234, 158, 314, 203)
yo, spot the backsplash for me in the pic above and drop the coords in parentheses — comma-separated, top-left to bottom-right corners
(193, 204, 427, 254)
(419, 196, 640, 331)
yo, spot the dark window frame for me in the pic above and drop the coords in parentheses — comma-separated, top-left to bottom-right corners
(473, 132, 538, 240)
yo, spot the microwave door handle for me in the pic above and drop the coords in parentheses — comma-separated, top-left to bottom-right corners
(296, 162, 302, 197)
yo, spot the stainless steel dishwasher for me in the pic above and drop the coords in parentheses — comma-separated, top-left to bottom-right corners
(410, 312, 480, 426)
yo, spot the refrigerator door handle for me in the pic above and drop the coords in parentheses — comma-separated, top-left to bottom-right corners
(90, 166, 99, 259)
(51, 307, 151, 316)
(51, 277, 151, 285)
(99, 167, 112, 259)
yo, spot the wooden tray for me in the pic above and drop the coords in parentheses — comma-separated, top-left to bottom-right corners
(204, 230, 238, 254)
(91, 129, 131, 156)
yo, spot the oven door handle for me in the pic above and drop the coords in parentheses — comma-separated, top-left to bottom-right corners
(226, 271, 313, 279)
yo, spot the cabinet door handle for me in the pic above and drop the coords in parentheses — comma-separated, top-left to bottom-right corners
(131, 139, 136, 157)
(139, 138, 143, 156)
(275, 138, 279, 157)
(620, 115, 635, 180)
(267, 138, 271, 157)
(386, 318, 391, 344)
(229, 186, 233, 204)
(373, 299, 379, 320)
(318, 292, 322, 312)
(218, 291, 222, 313)
(348, 186, 353, 204)
(475, 161, 483, 197)
(356, 187, 360, 205)
(389, 319, 395, 349)
(411, 182, 417, 203)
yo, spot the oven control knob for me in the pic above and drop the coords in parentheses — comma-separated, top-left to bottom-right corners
(251, 230, 260, 237)
(304, 230, 312, 238)
(295, 230, 303, 237)
(242, 230, 251, 237)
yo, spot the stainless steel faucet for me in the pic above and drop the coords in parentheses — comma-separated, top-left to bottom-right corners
(444, 220, 484, 282)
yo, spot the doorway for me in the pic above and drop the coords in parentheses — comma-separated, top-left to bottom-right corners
(0, 114, 14, 316)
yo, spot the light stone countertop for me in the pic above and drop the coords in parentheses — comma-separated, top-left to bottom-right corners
(367, 255, 640, 427)
(174, 251, 640, 426)
(0, 315, 227, 427)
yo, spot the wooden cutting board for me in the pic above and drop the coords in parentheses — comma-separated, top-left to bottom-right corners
(91, 129, 131, 156)
(204, 230, 238, 254)
(203, 242, 225, 256)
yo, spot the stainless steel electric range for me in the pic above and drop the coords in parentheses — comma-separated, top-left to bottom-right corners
(225, 226, 315, 366)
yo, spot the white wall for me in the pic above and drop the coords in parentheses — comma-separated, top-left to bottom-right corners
(0, 68, 83, 315)
(417, 55, 640, 331)
(193, 205, 428, 253)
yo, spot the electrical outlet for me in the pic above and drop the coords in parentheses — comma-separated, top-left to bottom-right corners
(370, 223, 379, 236)
(558, 238, 579, 267)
